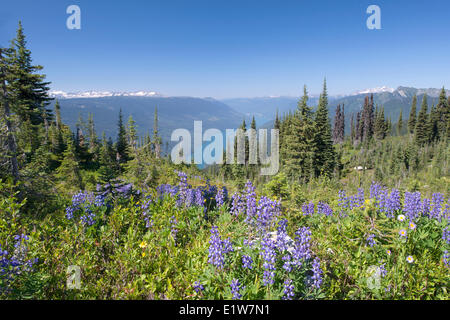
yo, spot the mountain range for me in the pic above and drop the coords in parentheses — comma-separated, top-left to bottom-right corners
(50, 86, 449, 145)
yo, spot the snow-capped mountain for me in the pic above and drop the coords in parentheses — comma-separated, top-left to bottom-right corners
(49, 90, 161, 99)
(350, 86, 395, 96)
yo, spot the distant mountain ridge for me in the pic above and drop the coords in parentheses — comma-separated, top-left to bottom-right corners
(53, 96, 247, 152)
(248, 86, 449, 132)
(50, 90, 161, 99)
(52, 86, 449, 147)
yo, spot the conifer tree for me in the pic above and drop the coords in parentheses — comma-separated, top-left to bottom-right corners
(415, 94, 429, 145)
(435, 87, 449, 140)
(152, 107, 162, 158)
(408, 94, 417, 134)
(87, 112, 98, 151)
(127, 115, 138, 151)
(116, 108, 129, 164)
(0, 48, 19, 181)
(6, 22, 52, 124)
(56, 132, 83, 189)
(397, 109, 403, 135)
(428, 104, 439, 142)
(312, 79, 336, 177)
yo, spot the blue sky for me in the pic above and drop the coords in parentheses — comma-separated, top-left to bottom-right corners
(1, 0, 449, 98)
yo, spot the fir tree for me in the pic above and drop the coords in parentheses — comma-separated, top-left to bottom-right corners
(56, 132, 83, 189)
(435, 87, 449, 140)
(6, 22, 52, 124)
(408, 94, 417, 134)
(415, 94, 429, 146)
(312, 79, 336, 177)
(127, 115, 138, 151)
(152, 107, 162, 158)
(116, 108, 129, 164)
(397, 109, 403, 135)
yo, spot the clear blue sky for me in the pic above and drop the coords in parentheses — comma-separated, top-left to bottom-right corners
(1, 0, 449, 98)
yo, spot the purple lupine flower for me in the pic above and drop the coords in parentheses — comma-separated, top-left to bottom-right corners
(444, 250, 449, 267)
(282, 278, 295, 300)
(422, 198, 431, 217)
(244, 180, 257, 223)
(354, 188, 365, 209)
(377, 188, 389, 214)
(231, 193, 244, 216)
(302, 201, 315, 216)
(170, 215, 178, 244)
(194, 188, 205, 208)
(293, 227, 311, 267)
(311, 257, 323, 289)
(403, 191, 422, 221)
(260, 236, 276, 286)
(442, 200, 450, 223)
(193, 281, 204, 293)
(317, 201, 333, 216)
(276, 219, 289, 252)
(242, 255, 253, 269)
(385, 189, 401, 218)
(379, 263, 387, 277)
(208, 226, 232, 269)
(366, 234, 376, 247)
(94, 194, 106, 207)
(370, 182, 383, 202)
(282, 254, 293, 273)
(157, 184, 178, 199)
(215, 187, 227, 207)
(230, 278, 243, 299)
(80, 207, 96, 226)
(338, 190, 350, 215)
(430, 193, 444, 220)
(256, 196, 281, 231)
(443, 227, 450, 245)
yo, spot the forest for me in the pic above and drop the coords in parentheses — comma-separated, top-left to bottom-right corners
(0, 22, 449, 300)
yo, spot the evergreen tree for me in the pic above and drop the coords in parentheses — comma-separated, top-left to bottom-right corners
(87, 112, 98, 151)
(333, 104, 341, 144)
(6, 21, 52, 125)
(397, 109, 403, 135)
(53, 99, 65, 155)
(152, 107, 162, 158)
(408, 94, 417, 134)
(116, 108, 129, 164)
(127, 114, 138, 151)
(415, 94, 429, 146)
(428, 104, 439, 142)
(435, 87, 449, 140)
(0, 48, 19, 181)
(274, 109, 280, 130)
(312, 79, 336, 177)
(56, 132, 83, 189)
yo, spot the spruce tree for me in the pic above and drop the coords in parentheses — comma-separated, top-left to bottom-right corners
(116, 108, 129, 164)
(6, 21, 52, 135)
(415, 94, 429, 146)
(397, 109, 403, 135)
(435, 87, 449, 140)
(56, 132, 83, 189)
(408, 94, 417, 134)
(312, 79, 336, 177)
(152, 107, 162, 158)
(127, 115, 138, 151)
